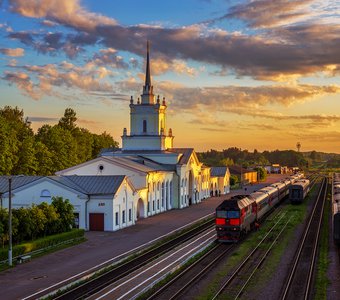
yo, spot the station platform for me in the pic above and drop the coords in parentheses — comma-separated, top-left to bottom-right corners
(0, 174, 287, 300)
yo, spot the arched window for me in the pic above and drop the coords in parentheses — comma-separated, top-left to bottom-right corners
(40, 189, 51, 201)
(40, 189, 51, 198)
(143, 120, 147, 133)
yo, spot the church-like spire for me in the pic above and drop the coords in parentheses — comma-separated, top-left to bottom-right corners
(145, 40, 151, 87)
(141, 40, 154, 104)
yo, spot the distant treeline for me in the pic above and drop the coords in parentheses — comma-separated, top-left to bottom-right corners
(197, 147, 309, 168)
(0, 106, 119, 175)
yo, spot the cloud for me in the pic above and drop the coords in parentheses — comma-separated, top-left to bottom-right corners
(156, 81, 340, 111)
(289, 130, 340, 143)
(9, 0, 116, 31)
(2, 60, 118, 100)
(225, 0, 314, 28)
(0, 23, 13, 32)
(2, 71, 40, 99)
(5, 0, 339, 80)
(27, 116, 58, 122)
(0, 47, 24, 56)
(87, 48, 129, 69)
(40, 20, 57, 27)
(151, 58, 196, 76)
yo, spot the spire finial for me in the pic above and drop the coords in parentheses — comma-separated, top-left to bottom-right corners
(145, 40, 151, 87)
(141, 40, 154, 104)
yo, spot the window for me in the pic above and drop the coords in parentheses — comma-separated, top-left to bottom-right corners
(115, 212, 119, 226)
(157, 199, 160, 210)
(73, 213, 79, 228)
(228, 211, 240, 218)
(162, 182, 165, 208)
(129, 209, 132, 222)
(143, 120, 147, 133)
(122, 210, 126, 223)
(147, 201, 150, 213)
(152, 200, 155, 211)
(40, 189, 51, 198)
(216, 210, 228, 218)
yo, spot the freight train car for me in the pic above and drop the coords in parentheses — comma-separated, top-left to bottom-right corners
(332, 173, 340, 245)
(289, 179, 310, 204)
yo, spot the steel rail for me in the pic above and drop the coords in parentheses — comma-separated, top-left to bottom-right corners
(304, 177, 327, 300)
(52, 218, 215, 300)
(151, 243, 234, 300)
(211, 211, 287, 300)
(280, 177, 327, 300)
(234, 216, 292, 299)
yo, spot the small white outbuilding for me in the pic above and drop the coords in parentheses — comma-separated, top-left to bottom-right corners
(0, 175, 136, 231)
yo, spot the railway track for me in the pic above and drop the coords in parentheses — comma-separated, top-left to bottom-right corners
(50, 218, 214, 300)
(145, 242, 234, 300)
(210, 210, 291, 300)
(280, 176, 328, 300)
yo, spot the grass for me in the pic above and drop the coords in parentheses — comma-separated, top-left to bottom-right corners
(0, 237, 86, 273)
(313, 183, 331, 300)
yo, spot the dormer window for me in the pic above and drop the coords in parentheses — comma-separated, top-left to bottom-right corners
(143, 120, 147, 133)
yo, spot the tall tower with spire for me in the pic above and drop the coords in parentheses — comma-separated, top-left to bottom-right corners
(121, 41, 174, 151)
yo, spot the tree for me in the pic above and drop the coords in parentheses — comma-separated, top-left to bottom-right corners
(37, 125, 79, 172)
(92, 131, 119, 158)
(0, 116, 18, 174)
(230, 175, 239, 186)
(0, 208, 8, 248)
(254, 167, 267, 181)
(52, 197, 74, 232)
(73, 128, 94, 162)
(13, 135, 38, 175)
(58, 108, 77, 131)
(29, 205, 47, 239)
(221, 158, 234, 166)
(34, 141, 54, 175)
(38, 202, 59, 235)
(13, 208, 32, 243)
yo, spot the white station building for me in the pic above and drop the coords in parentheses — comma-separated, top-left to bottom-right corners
(0, 42, 230, 231)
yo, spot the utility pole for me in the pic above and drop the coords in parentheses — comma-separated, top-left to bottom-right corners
(8, 176, 12, 266)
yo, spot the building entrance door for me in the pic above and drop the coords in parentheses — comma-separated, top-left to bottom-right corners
(89, 213, 104, 231)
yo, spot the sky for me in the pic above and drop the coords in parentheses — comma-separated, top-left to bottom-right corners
(0, 0, 339, 153)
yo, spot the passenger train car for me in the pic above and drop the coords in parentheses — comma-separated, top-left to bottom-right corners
(289, 179, 310, 204)
(332, 173, 340, 245)
(216, 173, 306, 242)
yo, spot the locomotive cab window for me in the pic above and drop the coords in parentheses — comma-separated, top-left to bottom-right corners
(216, 211, 228, 218)
(228, 211, 240, 218)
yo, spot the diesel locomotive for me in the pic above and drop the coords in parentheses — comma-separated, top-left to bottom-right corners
(216, 173, 307, 242)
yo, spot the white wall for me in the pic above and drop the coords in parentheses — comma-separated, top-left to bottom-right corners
(2, 179, 87, 230)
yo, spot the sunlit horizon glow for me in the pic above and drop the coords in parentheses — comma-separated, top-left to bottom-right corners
(0, 0, 339, 154)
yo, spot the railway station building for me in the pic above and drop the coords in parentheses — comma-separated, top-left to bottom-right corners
(0, 42, 229, 231)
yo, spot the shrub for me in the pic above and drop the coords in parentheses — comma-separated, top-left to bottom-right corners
(0, 229, 84, 261)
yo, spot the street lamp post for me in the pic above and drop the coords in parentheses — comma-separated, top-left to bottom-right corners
(8, 176, 12, 266)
